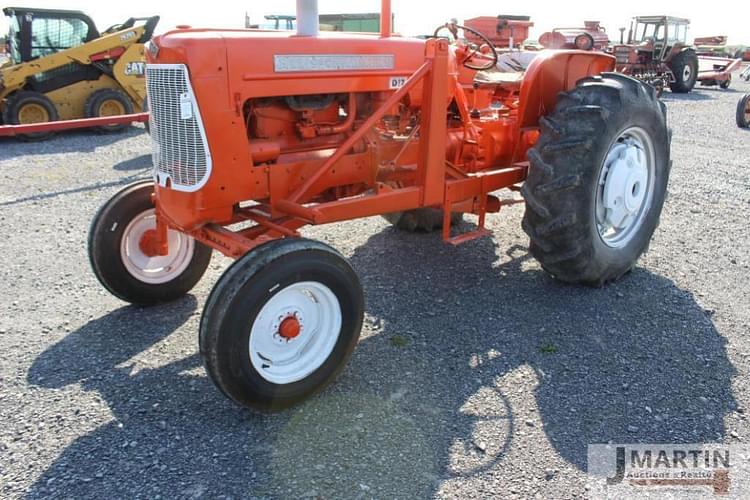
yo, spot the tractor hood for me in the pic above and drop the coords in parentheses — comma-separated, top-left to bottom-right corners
(148, 28, 428, 97)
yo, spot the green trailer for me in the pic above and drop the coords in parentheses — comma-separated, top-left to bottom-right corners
(319, 13, 393, 33)
(249, 12, 394, 33)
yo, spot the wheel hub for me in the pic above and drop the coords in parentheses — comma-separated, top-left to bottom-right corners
(18, 103, 49, 124)
(278, 315, 302, 340)
(100, 99, 125, 117)
(597, 127, 655, 248)
(683, 65, 692, 81)
(601, 143, 648, 228)
(249, 282, 341, 384)
(120, 209, 195, 284)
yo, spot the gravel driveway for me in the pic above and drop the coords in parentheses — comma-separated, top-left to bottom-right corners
(1, 79, 749, 499)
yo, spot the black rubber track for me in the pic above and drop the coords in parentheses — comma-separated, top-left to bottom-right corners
(521, 72, 671, 286)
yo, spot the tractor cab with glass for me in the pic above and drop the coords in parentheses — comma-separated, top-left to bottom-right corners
(628, 16, 690, 61)
(615, 15, 698, 93)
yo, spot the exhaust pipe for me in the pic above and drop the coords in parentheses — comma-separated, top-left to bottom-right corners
(381, 0, 391, 37)
(296, 0, 319, 36)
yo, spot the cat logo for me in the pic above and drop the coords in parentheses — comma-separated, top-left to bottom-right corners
(125, 62, 146, 76)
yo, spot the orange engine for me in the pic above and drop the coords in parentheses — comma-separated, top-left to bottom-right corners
(144, 26, 614, 237)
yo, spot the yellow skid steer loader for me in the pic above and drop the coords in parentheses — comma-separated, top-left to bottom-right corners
(1, 7, 158, 140)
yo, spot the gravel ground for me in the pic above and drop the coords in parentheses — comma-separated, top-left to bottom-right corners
(1, 78, 749, 499)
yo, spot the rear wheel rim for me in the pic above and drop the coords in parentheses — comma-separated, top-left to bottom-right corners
(18, 103, 49, 124)
(596, 127, 656, 249)
(99, 99, 126, 117)
(745, 98, 750, 122)
(119, 208, 195, 284)
(683, 65, 693, 82)
(249, 281, 341, 385)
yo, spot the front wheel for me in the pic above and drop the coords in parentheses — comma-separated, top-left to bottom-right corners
(88, 180, 212, 305)
(522, 73, 671, 286)
(200, 238, 364, 411)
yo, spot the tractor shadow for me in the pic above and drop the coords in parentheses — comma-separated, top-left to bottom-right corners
(113, 153, 152, 172)
(25, 227, 737, 498)
(340, 229, 737, 492)
(660, 91, 715, 102)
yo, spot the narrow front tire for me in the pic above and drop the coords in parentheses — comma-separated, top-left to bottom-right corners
(88, 180, 212, 305)
(200, 238, 364, 411)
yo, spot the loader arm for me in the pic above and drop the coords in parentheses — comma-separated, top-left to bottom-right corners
(0, 23, 151, 104)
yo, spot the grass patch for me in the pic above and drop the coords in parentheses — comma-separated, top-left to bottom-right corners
(538, 343, 558, 354)
(390, 335, 409, 348)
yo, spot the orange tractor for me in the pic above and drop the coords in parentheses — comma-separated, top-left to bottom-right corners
(539, 21, 610, 51)
(89, 0, 671, 411)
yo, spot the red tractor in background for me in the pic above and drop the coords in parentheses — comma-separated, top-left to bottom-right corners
(613, 16, 699, 94)
(539, 21, 609, 51)
(463, 15, 533, 49)
(88, 0, 671, 411)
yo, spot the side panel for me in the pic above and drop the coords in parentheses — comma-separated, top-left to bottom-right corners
(112, 44, 148, 105)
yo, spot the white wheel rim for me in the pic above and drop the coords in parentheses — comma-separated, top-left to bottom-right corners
(249, 281, 341, 385)
(119, 209, 195, 284)
(683, 65, 692, 82)
(596, 127, 656, 249)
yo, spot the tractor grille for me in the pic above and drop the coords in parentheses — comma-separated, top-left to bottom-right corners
(615, 47, 631, 64)
(146, 64, 212, 191)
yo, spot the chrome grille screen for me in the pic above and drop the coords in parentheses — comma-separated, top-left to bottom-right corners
(146, 64, 212, 191)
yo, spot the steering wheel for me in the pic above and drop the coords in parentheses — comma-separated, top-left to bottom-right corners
(434, 21, 499, 71)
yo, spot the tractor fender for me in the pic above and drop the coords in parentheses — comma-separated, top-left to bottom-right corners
(516, 49, 615, 132)
(667, 45, 695, 62)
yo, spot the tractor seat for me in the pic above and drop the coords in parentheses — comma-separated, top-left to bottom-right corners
(474, 70, 524, 86)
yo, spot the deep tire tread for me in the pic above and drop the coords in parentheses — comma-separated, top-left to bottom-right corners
(737, 94, 750, 129)
(523, 74, 671, 286)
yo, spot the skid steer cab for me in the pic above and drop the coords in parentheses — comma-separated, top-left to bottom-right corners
(89, 0, 672, 411)
(0, 7, 159, 140)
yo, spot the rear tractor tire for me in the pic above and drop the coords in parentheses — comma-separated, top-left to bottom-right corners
(737, 94, 750, 129)
(522, 73, 671, 286)
(668, 50, 699, 93)
(85, 88, 134, 134)
(200, 238, 364, 411)
(88, 180, 212, 305)
(383, 209, 463, 232)
(2, 91, 59, 141)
